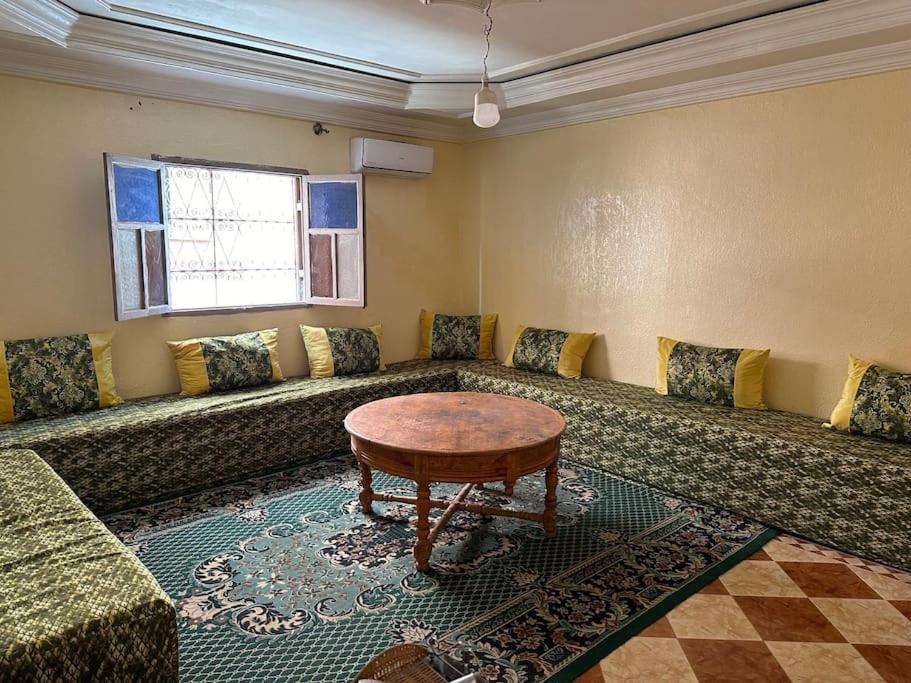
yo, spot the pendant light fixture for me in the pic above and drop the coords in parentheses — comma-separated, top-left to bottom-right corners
(473, 0, 500, 129)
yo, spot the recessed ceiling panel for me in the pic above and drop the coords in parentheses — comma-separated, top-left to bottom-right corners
(73, 0, 809, 80)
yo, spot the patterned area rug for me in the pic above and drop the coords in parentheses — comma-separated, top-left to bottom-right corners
(104, 454, 775, 683)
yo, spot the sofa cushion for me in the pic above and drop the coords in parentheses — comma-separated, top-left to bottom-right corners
(416, 309, 498, 360)
(504, 325, 594, 378)
(167, 329, 284, 396)
(300, 324, 385, 378)
(456, 362, 911, 570)
(0, 333, 122, 423)
(0, 360, 461, 513)
(828, 355, 911, 443)
(0, 449, 177, 682)
(656, 336, 769, 409)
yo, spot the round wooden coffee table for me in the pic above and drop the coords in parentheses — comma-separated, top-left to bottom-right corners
(344, 392, 565, 571)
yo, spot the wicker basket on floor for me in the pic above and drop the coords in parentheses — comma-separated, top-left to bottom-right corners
(354, 643, 447, 683)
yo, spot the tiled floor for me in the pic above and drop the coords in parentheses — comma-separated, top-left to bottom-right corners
(578, 535, 911, 682)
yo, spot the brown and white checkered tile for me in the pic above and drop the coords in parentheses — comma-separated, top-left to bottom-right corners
(577, 535, 911, 682)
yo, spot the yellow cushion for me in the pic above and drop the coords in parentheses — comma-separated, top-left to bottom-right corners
(300, 325, 384, 379)
(416, 309, 497, 360)
(167, 329, 283, 397)
(826, 356, 911, 442)
(0, 332, 122, 423)
(656, 336, 769, 409)
(504, 325, 594, 379)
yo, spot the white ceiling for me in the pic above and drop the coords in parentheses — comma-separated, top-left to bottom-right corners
(68, 0, 808, 81)
(1, 0, 911, 140)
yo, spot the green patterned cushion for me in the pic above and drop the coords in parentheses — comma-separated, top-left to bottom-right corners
(504, 325, 594, 378)
(667, 342, 740, 406)
(167, 329, 283, 396)
(829, 357, 911, 443)
(300, 325, 384, 378)
(417, 310, 497, 360)
(0, 333, 122, 423)
(851, 365, 911, 442)
(657, 337, 769, 409)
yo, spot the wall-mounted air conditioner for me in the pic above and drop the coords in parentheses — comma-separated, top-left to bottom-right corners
(350, 137, 433, 178)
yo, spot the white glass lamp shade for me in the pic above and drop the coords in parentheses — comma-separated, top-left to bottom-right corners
(473, 85, 500, 128)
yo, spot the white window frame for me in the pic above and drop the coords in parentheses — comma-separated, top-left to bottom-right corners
(104, 154, 366, 317)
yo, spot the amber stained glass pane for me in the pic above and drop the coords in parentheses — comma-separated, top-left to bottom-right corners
(145, 229, 167, 307)
(309, 234, 334, 298)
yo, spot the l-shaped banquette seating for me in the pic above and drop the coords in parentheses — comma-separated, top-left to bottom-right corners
(1, 359, 909, 680)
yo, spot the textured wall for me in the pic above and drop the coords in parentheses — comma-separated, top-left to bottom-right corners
(470, 70, 911, 418)
(0, 76, 476, 398)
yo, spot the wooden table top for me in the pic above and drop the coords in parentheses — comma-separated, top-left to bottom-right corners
(344, 392, 565, 456)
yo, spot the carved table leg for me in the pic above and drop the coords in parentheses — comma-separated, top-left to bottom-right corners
(414, 481, 432, 571)
(503, 480, 515, 496)
(544, 462, 558, 538)
(358, 461, 374, 515)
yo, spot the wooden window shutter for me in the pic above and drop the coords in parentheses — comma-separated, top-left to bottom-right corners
(103, 153, 172, 320)
(301, 173, 365, 307)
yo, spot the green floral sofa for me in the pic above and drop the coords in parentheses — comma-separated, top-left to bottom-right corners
(0, 357, 908, 576)
(0, 449, 177, 682)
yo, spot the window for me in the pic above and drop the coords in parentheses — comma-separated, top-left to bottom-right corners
(103, 154, 364, 319)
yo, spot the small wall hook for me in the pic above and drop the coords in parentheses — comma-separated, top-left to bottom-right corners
(312, 122, 330, 136)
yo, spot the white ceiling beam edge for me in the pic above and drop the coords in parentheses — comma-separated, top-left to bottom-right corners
(97, 1, 425, 82)
(0, 0, 76, 46)
(499, 0, 911, 110)
(66, 16, 411, 110)
(483, 0, 802, 81)
(467, 37, 911, 141)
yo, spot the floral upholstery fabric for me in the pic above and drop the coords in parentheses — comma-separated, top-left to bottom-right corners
(4, 335, 99, 421)
(0, 362, 460, 514)
(200, 332, 273, 392)
(430, 314, 480, 360)
(0, 449, 177, 682)
(511, 327, 569, 375)
(0, 360, 908, 572)
(456, 362, 911, 572)
(326, 327, 380, 376)
(666, 341, 740, 406)
(850, 364, 911, 443)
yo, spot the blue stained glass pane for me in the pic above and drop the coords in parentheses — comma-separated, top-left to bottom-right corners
(309, 182, 358, 229)
(113, 165, 162, 223)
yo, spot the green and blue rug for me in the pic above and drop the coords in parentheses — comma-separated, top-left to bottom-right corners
(104, 454, 774, 683)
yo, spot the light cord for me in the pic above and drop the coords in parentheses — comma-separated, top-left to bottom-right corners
(482, 0, 493, 85)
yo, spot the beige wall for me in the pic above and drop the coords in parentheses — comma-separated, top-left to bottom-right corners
(470, 69, 911, 418)
(4, 69, 910, 416)
(0, 75, 475, 398)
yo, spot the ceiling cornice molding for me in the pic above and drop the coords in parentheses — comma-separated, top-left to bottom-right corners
(1, 0, 910, 143)
(500, 0, 911, 109)
(468, 37, 911, 141)
(485, 0, 801, 81)
(0, 32, 466, 142)
(0, 0, 76, 46)
(66, 16, 412, 109)
(97, 1, 423, 81)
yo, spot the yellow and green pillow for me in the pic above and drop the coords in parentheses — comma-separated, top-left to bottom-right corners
(300, 325, 384, 379)
(504, 325, 594, 379)
(417, 310, 497, 361)
(827, 356, 911, 442)
(0, 332, 122, 423)
(168, 329, 283, 396)
(656, 336, 768, 409)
